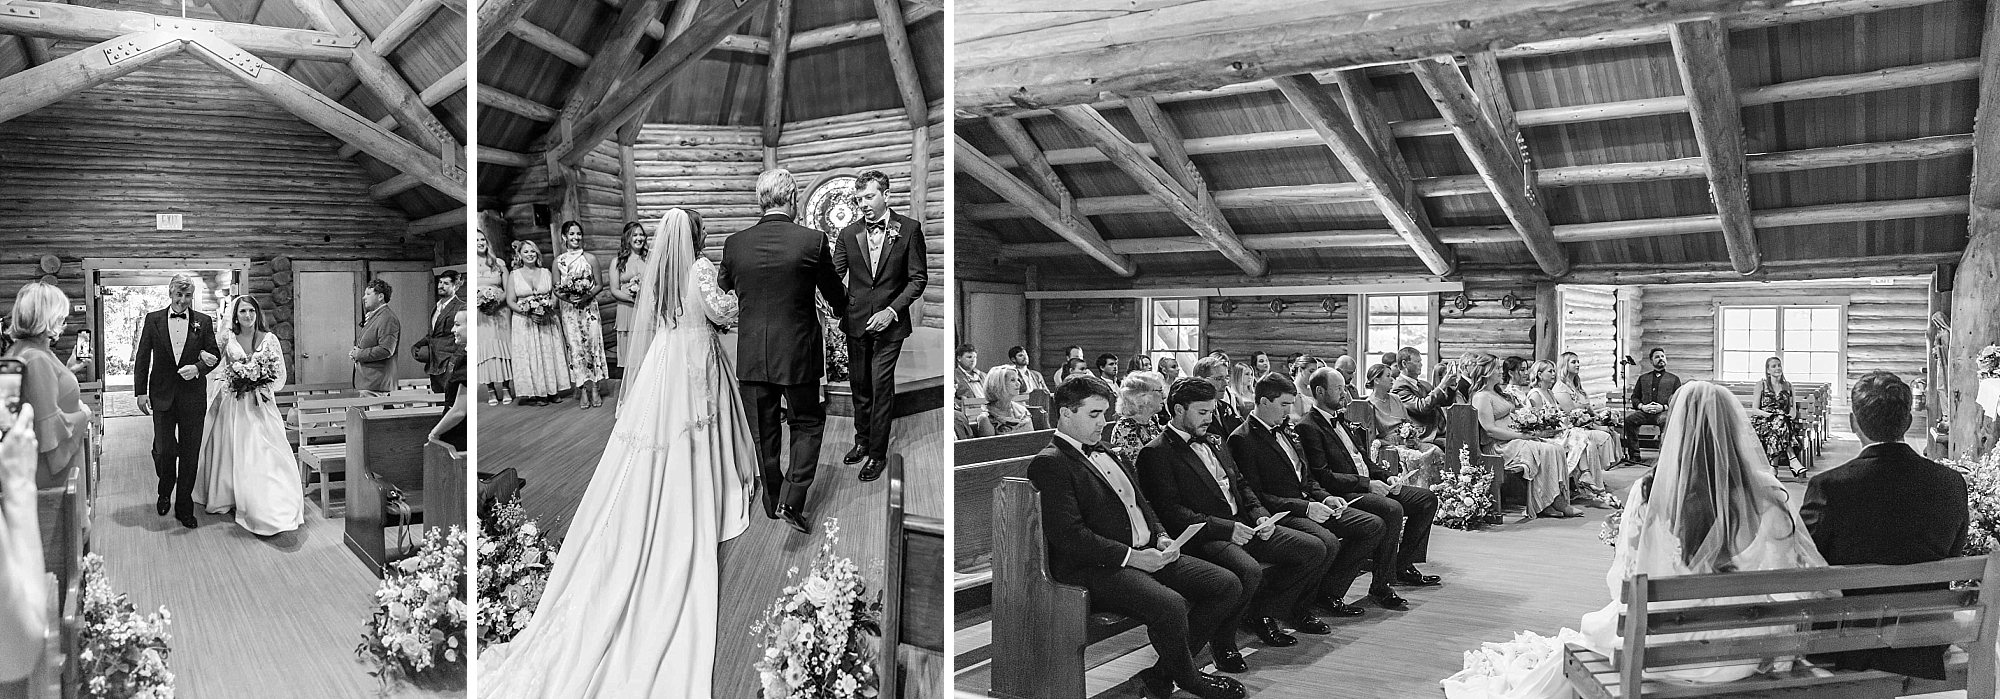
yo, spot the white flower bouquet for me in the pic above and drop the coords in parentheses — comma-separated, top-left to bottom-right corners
(78, 553, 174, 699)
(1508, 405, 1567, 435)
(553, 275, 595, 309)
(1562, 405, 1618, 430)
(476, 500, 559, 650)
(1435, 445, 1498, 530)
(227, 350, 281, 403)
(1947, 444, 2000, 556)
(357, 526, 467, 690)
(750, 518, 882, 699)
(475, 286, 506, 316)
(517, 292, 557, 325)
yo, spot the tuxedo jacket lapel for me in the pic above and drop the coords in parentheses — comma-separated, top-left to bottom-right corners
(1165, 431, 1231, 508)
(1053, 438, 1119, 497)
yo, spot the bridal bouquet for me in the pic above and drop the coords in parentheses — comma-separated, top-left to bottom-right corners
(476, 499, 560, 649)
(228, 350, 282, 403)
(517, 292, 557, 325)
(553, 275, 595, 309)
(79, 553, 175, 699)
(818, 298, 850, 382)
(1508, 405, 1567, 435)
(1562, 406, 1618, 430)
(475, 286, 505, 316)
(751, 518, 882, 699)
(357, 526, 467, 690)
(1435, 445, 1498, 530)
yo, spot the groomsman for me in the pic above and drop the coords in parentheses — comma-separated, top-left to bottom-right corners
(349, 279, 400, 394)
(1190, 357, 1244, 437)
(1298, 368, 1443, 604)
(1621, 348, 1681, 464)
(1028, 376, 1245, 699)
(1137, 378, 1329, 672)
(833, 170, 929, 482)
(412, 271, 465, 405)
(1229, 374, 1384, 617)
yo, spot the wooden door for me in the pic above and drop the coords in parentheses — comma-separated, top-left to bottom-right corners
(296, 271, 358, 384)
(373, 269, 434, 381)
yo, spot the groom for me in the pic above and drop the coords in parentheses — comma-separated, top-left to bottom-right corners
(132, 274, 220, 528)
(721, 168, 849, 535)
(832, 170, 928, 482)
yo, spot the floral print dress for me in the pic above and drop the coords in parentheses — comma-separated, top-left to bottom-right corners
(555, 249, 608, 385)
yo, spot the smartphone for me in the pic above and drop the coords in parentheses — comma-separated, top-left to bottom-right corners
(0, 358, 21, 438)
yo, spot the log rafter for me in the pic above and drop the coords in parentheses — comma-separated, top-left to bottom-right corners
(1279, 72, 1454, 275)
(0, 29, 186, 124)
(762, 0, 796, 148)
(0, 0, 356, 62)
(555, 0, 772, 168)
(958, 132, 1134, 277)
(283, 0, 457, 159)
(1411, 57, 1566, 276)
(1051, 104, 1265, 276)
(1670, 18, 1760, 274)
(872, 0, 930, 222)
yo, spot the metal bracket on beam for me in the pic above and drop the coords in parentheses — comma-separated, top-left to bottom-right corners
(156, 18, 217, 34)
(311, 34, 360, 47)
(220, 47, 262, 77)
(103, 39, 148, 63)
(0, 5, 40, 18)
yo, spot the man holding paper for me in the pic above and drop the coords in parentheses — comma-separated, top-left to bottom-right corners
(1230, 373, 1386, 618)
(1297, 368, 1443, 612)
(1027, 376, 1247, 699)
(1135, 378, 1330, 674)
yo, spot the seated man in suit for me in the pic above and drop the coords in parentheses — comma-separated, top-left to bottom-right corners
(1229, 374, 1386, 618)
(1136, 378, 1329, 672)
(1190, 356, 1245, 438)
(1388, 346, 1465, 442)
(1028, 376, 1246, 699)
(1800, 371, 1968, 680)
(1298, 368, 1443, 610)
(1621, 347, 1680, 465)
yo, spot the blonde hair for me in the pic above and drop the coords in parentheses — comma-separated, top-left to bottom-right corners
(9, 282, 69, 340)
(755, 168, 797, 210)
(1116, 372, 1166, 417)
(511, 239, 542, 268)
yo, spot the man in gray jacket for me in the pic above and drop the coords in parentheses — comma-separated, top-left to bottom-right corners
(350, 278, 401, 394)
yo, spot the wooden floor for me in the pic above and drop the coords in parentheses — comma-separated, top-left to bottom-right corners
(955, 429, 1963, 699)
(477, 381, 946, 698)
(92, 415, 459, 698)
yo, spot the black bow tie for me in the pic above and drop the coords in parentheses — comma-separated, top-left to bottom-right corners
(1083, 443, 1112, 457)
(1188, 432, 1221, 447)
(1274, 421, 1299, 440)
(866, 217, 892, 236)
(168, 312, 187, 319)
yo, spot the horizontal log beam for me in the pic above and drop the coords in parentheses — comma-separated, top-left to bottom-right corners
(957, 134, 1135, 276)
(371, 0, 441, 56)
(410, 207, 464, 234)
(419, 62, 465, 106)
(476, 0, 540, 59)
(558, 0, 771, 167)
(0, 0, 354, 62)
(509, 18, 590, 67)
(478, 82, 558, 121)
(1053, 104, 1265, 275)
(0, 30, 183, 124)
(479, 146, 533, 168)
(1546, 252, 1965, 285)
(370, 172, 422, 199)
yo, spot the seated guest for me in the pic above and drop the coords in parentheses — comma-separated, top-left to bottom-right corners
(1331, 354, 1356, 384)
(1249, 351, 1273, 377)
(1229, 375, 1385, 617)
(1363, 363, 1444, 488)
(1137, 378, 1330, 671)
(1748, 356, 1807, 479)
(0, 407, 43, 682)
(1053, 357, 1091, 384)
(1191, 357, 1245, 438)
(1289, 356, 1327, 420)
(1389, 346, 1465, 441)
(2, 283, 91, 488)
(1028, 377, 1245, 699)
(1297, 369, 1442, 600)
(1525, 359, 1614, 498)
(1106, 373, 1167, 467)
(1465, 352, 1580, 518)
(983, 350, 1036, 435)
(1127, 354, 1153, 377)
(1500, 355, 1533, 403)
(1621, 348, 1680, 465)
(1157, 355, 1182, 386)
(65, 329, 94, 384)
(1008, 346, 1050, 395)
(1801, 371, 1968, 681)
(954, 345, 994, 439)
(1094, 353, 1121, 384)
(428, 311, 469, 454)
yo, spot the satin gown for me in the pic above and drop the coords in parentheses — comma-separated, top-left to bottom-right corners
(191, 334, 304, 536)
(480, 257, 757, 698)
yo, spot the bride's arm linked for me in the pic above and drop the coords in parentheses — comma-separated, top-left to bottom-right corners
(264, 335, 288, 399)
(695, 259, 739, 328)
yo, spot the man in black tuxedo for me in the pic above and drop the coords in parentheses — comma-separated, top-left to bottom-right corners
(1229, 374, 1385, 617)
(720, 168, 849, 535)
(1190, 356, 1244, 438)
(832, 170, 929, 482)
(1298, 368, 1443, 605)
(1621, 347, 1680, 465)
(1029, 376, 1244, 699)
(412, 271, 465, 406)
(132, 274, 220, 528)
(1136, 379, 1328, 672)
(1800, 372, 1968, 680)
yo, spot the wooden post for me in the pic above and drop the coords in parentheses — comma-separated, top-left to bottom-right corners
(618, 120, 641, 225)
(1025, 265, 1042, 364)
(1535, 283, 1560, 361)
(1949, 0, 2000, 461)
(762, 0, 796, 149)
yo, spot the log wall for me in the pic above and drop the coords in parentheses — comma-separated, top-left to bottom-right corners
(1438, 275, 1540, 364)
(1557, 285, 1620, 397)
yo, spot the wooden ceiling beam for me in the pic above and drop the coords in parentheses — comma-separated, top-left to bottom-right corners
(479, 82, 558, 121)
(284, 0, 456, 156)
(0, 30, 184, 124)
(1946, 0, 2000, 461)
(956, 134, 1136, 277)
(0, 1, 354, 62)
(20, 37, 49, 67)
(410, 207, 465, 235)
(1292, 71, 1454, 275)
(370, 172, 423, 200)
(372, 0, 443, 57)
(509, 19, 590, 67)
(557, 0, 770, 168)
(1464, 51, 1540, 206)
(420, 62, 465, 106)
(871, 0, 932, 222)
(479, 147, 534, 168)
(1670, 19, 1760, 275)
(1411, 57, 1567, 276)
(986, 115, 1079, 224)
(761, 0, 795, 148)
(557, 0, 673, 172)
(1052, 104, 1266, 276)
(475, 0, 541, 59)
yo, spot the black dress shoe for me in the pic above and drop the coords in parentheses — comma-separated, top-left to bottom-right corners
(1135, 668, 1174, 699)
(857, 457, 887, 482)
(777, 506, 810, 535)
(1322, 599, 1366, 617)
(843, 445, 867, 465)
(1370, 586, 1408, 610)
(1291, 614, 1331, 635)
(1182, 672, 1246, 699)
(177, 515, 198, 529)
(157, 496, 171, 517)
(1210, 646, 1246, 673)
(1249, 616, 1297, 647)
(1396, 566, 1442, 586)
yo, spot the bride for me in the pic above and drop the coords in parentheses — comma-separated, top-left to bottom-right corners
(191, 295, 304, 536)
(1443, 382, 1828, 698)
(480, 207, 758, 698)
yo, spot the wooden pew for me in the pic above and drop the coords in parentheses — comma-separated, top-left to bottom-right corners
(953, 430, 1052, 591)
(882, 455, 945, 699)
(1443, 404, 1528, 515)
(342, 407, 437, 576)
(291, 391, 443, 515)
(955, 429, 1055, 466)
(990, 477, 1143, 699)
(1565, 554, 1999, 699)
(423, 442, 466, 535)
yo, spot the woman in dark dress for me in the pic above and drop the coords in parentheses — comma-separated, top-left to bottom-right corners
(1748, 356, 1805, 479)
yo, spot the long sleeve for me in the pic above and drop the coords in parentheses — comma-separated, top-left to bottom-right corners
(265, 335, 288, 396)
(831, 228, 852, 282)
(694, 260, 739, 326)
(354, 312, 400, 363)
(891, 222, 928, 315)
(1135, 445, 1234, 544)
(132, 317, 153, 397)
(196, 321, 222, 378)
(812, 236, 848, 318)
(1028, 455, 1137, 570)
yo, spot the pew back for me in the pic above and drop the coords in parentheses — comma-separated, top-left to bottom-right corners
(343, 407, 436, 576)
(991, 477, 1098, 699)
(955, 429, 1055, 466)
(882, 455, 946, 699)
(954, 456, 1034, 585)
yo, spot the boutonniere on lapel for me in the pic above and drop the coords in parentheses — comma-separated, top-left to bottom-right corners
(884, 226, 902, 248)
(1275, 420, 1301, 444)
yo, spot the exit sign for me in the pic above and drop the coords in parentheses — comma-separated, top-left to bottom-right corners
(156, 214, 182, 230)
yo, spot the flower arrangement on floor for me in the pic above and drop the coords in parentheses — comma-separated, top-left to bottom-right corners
(1435, 445, 1499, 530)
(1507, 405, 1567, 434)
(517, 292, 556, 325)
(357, 526, 467, 690)
(78, 554, 174, 699)
(1949, 443, 2000, 557)
(750, 518, 882, 699)
(226, 349, 282, 402)
(476, 499, 560, 650)
(475, 286, 505, 315)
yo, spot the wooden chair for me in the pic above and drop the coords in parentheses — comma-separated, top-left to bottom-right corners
(990, 477, 1143, 699)
(1565, 554, 2000, 699)
(1027, 389, 1051, 431)
(342, 407, 435, 576)
(395, 378, 430, 392)
(1345, 400, 1403, 478)
(881, 455, 945, 699)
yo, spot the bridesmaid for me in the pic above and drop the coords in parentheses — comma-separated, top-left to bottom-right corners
(476, 220, 516, 405)
(507, 239, 573, 406)
(554, 222, 609, 409)
(609, 221, 650, 378)
(1465, 352, 1579, 519)
(1525, 359, 1615, 501)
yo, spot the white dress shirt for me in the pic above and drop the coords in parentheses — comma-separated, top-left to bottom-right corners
(1254, 413, 1304, 479)
(1318, 406, 1369, 466)
(1168, 424, 1235, 513)
(167, 310, 189, 360)
(1055, 431, 1153, 564)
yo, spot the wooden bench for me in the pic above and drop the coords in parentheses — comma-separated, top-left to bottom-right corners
(1565, 554, 1999, 699)
(954, 430, 1052, 591)
(882, 455, 945, 699)
(6, 470, 88, 699)
(342, 407, 438, 576)
(291, 391, 443, 516)
(990, 477, 1144, 699)
(955, 429, 1056, 466)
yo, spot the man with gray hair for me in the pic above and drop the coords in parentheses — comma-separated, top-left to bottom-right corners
(132, 273, 220, 528)
(721, 167, 849, 535)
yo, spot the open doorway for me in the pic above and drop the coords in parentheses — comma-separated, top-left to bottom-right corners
(83, 260, 249, 416)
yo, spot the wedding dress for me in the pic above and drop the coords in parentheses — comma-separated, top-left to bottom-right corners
(190, 317, 304, 536)
(1444, 382, 1829, 699)
(480, 208, 758, 699)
